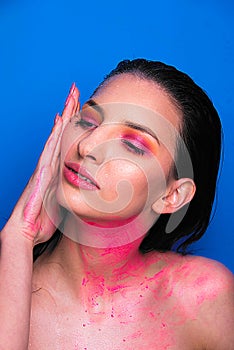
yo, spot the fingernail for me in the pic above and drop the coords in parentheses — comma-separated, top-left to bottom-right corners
(65, 83, 76, 106)
(54, 113, 60, 125)
(70, 82, 76, 95)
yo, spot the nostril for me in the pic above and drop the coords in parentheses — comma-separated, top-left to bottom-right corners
(77, 139, 97, 162)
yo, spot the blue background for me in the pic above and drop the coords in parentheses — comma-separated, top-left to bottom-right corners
(0, 0, 233, 272)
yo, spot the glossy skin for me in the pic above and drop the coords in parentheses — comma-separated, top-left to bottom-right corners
(30, 243, 234, 349)
(0, 76, 233, 350)
(57, 75, 182, 225)
(55, 75, 195, 248)
(29, 76, 234, 349)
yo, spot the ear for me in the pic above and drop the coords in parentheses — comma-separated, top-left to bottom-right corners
(152, 178, 196, 214)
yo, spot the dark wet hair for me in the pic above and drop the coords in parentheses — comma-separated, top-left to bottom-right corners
(33, 59, 222, 260)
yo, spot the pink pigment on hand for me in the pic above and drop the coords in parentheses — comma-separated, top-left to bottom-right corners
(23, 167, 47, 235)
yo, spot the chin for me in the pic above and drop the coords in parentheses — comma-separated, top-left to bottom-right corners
(56, 176, 149, 223)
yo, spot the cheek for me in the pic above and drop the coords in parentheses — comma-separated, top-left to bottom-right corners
(60, 123, 83, 161)
(85, 160, 149, 217)
(82, 156, 169, 217)
(98, 160, 147, 197)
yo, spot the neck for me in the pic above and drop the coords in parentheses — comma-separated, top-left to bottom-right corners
(60, 210, 157, 248)
(44, 211, 159, 309)
(50, 212, 149, 290)
(55, 234, 144, 284)
(48, 235, 145, 311)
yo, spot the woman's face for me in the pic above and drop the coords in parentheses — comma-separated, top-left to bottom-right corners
(56, 74, 182, 227)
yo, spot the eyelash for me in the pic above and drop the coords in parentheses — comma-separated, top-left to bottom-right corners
(74, 118, 98, 130)
(74, 117, 146, 156)
(121, 139, 146, 156)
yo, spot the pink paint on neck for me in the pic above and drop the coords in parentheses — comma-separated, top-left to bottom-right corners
(82, 215, 137, 228)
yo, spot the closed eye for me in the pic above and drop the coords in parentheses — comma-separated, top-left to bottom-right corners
(74, 118, 98, 130)
(121, 139, 145, 156)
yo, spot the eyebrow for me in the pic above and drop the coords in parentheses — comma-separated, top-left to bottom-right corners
(83, 99, 105, 119)
(124, 121, 160, 145)
(83, 99, 160, 145)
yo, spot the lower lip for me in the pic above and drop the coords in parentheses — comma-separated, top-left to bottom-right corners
(63, 166, 99, 191)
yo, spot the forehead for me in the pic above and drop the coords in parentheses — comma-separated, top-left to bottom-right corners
(92, 73, 182, 130)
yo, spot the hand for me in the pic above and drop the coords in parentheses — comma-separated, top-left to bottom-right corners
(2, 84, 80, 245)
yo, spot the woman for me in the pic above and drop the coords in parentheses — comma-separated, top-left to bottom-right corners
(0, 59, 233, 349)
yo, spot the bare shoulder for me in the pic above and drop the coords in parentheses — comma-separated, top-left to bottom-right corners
(170, 253, 234, 293)
(188, 255, 234, 350)
(155, 252, 234, 350)
(146, 250, 234, 286)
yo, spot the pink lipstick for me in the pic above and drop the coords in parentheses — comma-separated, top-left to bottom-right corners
(63, 161, 100, 190)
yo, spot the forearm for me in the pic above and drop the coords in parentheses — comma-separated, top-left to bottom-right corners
(0, 227, 33, 350)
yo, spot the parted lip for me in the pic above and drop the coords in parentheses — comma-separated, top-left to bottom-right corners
(64, 161, 100, 189)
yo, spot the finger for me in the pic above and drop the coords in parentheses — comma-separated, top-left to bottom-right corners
(23, 166, 52, 231)
(72, 86, 80, 113)
(50, 116, 64, 170)
(62, 84, 80, 122)
(50, 87, 80, 173)
(49, 85, 81, 171)
(62, 83, 75, 121)
(48, 90, 78, 172)
(19, 115, 62, 209)
(39, 116, 63, 169)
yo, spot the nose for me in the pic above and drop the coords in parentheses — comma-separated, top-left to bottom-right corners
(77, 127, 107, 164)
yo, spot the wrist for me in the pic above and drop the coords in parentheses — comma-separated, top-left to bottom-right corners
(0, 224, 34, 252)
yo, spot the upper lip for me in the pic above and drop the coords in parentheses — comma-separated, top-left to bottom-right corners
(64, 161, 100, 189)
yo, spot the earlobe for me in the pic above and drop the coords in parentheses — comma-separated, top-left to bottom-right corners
(152, 178, 196, 214)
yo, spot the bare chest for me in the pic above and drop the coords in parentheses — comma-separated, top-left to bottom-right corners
(29, 288, 197, 350)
